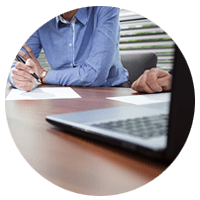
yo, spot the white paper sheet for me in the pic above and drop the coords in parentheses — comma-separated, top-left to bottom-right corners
(5, 87, 81, 101)
(106, 92, 171, 105)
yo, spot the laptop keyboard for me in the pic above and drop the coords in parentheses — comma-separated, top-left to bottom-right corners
(92, 114, 168, 139)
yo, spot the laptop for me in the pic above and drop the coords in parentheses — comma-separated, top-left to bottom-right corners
(46, 45, 195, 163)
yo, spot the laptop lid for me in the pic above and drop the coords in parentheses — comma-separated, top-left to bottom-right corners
(166, 45, 195, 161)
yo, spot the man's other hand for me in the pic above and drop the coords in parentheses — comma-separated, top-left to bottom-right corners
(131, 68, 172, 93)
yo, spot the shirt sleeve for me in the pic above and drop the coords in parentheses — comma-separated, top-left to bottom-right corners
(8, 31, 42, 89)
(46, 7, 120, 86)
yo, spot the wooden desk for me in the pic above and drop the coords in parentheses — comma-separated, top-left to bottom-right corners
(5, 83, 169, 195)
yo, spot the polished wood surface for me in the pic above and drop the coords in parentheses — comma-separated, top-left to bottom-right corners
(5, 83, 169, 195)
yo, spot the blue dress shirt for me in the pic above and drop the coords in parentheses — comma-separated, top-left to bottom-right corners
(9, 6, 129, 88)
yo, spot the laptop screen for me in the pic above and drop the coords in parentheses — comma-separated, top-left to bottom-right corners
(166, 45, 195, 161)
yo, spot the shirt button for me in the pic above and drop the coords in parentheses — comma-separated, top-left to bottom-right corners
(70, 63, 73, 66)
(69, 43, 72, 46)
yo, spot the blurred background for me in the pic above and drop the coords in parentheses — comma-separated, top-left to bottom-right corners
(38, 9, 175, 73)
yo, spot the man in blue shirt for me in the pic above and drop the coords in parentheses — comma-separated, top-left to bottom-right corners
(9, 6, 172, 93)
(9, 7, 129, 91)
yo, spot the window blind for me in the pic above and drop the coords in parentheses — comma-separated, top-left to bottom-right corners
(119, 9, 175, 71)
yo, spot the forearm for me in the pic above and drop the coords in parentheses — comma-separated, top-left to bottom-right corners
(45, 64, 104, 86)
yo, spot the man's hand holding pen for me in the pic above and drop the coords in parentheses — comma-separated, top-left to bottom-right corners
(12, 59, 40, 92)
(12, 44, 48, 92)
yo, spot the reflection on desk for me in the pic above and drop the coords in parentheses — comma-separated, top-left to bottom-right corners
(5, 83, 169, 196)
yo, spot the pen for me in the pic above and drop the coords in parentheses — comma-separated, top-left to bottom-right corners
(16, 55, 40, 81)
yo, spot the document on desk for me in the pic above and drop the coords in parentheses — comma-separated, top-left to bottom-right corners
(106, 92, 171, 105)
(5, 87, 81, 101)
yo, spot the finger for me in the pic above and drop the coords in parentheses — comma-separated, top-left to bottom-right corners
(13, 71, 37, 83)
(156, 68, 169, 78)
(157, 73, 172, 86)
(26, 58, 37, 68)
(12, 73, 32, 82)
(138, 70, 154, 93)
(147, 68, 163, 92)
(157, 74, 172, 91)
(13, 79, 28, 89)
(15, 58, 40, 81)
(26, 58, 38, 72)
(13, 63, 34, 81)
(131, 74, 144, 90)
(15, 62, 33, 73)
(13, 70, 35, 81)
(132, 70, 154, 93)
(25, 59, 41, 82)
(131, 80, 139, 91)
(14, 79, 36, 92)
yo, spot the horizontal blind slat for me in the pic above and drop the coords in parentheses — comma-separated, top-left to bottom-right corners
(119, 9, 175, 71)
